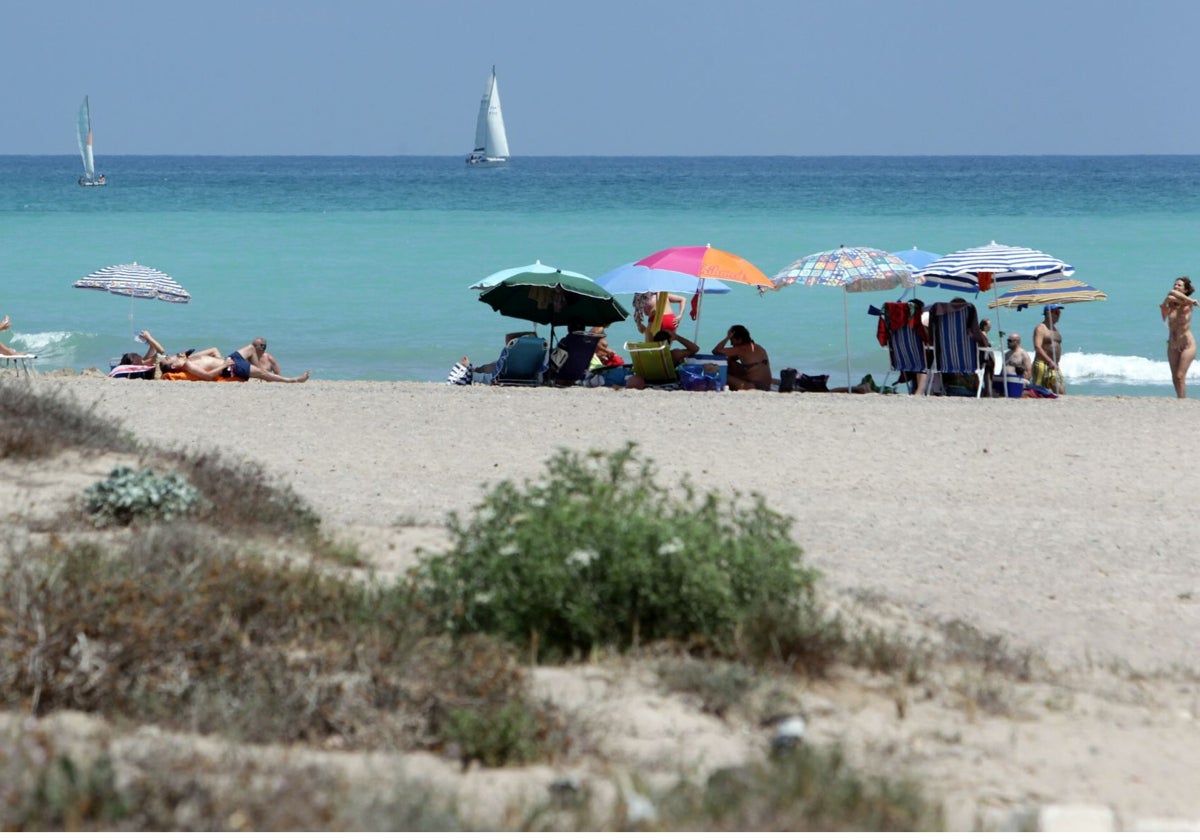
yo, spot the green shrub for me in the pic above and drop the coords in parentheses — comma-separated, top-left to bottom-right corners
(416, 444, 820, 661)
(83, 465, 204, 526)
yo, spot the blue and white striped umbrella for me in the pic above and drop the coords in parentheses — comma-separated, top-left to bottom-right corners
(73, 262, 191, 304)
(920, 241, 1074, 293)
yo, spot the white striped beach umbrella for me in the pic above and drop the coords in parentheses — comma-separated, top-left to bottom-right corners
(73, 262, 191, 304)
(920, 241, 1074, 293)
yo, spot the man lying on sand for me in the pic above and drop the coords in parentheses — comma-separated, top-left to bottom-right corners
(157, 351, 310, 383)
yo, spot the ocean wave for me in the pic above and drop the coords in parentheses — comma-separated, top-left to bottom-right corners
(1060, 351, 1188, 385)
(14, 331, 79, 354)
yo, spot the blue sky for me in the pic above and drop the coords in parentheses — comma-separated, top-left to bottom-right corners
(4, 0, 1197, 155)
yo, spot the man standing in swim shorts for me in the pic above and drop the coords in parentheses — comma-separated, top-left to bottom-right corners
(1031, 305, 1065, 395)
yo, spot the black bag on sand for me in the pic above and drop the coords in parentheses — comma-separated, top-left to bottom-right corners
(797, 373, 830, 392)
(778, 368, 797, 393)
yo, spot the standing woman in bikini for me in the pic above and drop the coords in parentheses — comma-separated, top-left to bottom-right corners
(713, 324, 772, 391)
(1161, 275, 1198, 398)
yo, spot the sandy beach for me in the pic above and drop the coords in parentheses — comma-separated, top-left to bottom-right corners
(8, 375, 1200, 828)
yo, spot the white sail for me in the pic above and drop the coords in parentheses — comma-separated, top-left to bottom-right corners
(77, 96, 95, 181)
(468, 67, 509, 164)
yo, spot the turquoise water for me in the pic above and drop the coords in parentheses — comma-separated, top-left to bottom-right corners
(3, 154, 1198, 395)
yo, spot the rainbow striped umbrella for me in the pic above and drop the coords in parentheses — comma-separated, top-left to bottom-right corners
(635, 244, 773, 288)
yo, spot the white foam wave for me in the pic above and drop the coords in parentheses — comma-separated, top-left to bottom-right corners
(1060, 351, 1189, 385)
(11, 331, 77, 354)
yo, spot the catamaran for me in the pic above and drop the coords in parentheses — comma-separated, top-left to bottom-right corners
(466, 66, 510, 166)
(77, 95, 105, 186)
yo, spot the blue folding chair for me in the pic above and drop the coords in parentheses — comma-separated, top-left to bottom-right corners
(493, 335, 549, 386)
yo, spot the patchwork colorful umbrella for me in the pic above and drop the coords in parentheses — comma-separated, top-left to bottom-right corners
(773, 246, 918, 293)
(772, 246, 919, 389)
(987, 277, 1107, 310)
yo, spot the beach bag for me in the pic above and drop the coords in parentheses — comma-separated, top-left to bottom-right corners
(778, 368, 797, 393)
(678, 367, 719, 392)
(796, 373, 829, 392)
(446, 360, 473, 386)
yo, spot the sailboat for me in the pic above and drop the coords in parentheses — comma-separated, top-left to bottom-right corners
(466, 66, 510, 166)
(77, 95, 105, 187)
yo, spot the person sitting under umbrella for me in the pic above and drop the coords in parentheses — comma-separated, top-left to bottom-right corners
(712, 324, 771, 391)
(625, 328, 699, 390)
(633, 292, 686, 340)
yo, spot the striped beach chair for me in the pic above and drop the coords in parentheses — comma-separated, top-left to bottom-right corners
(926, 301, 985, 397)
(871, 301, 928, 393)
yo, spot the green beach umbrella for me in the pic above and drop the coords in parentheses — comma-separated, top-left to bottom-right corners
(476, 262, 630, 328)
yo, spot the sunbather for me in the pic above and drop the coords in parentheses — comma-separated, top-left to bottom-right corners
(233, 337, 284, 376)
(118, 329, 169, 367)
(0, 314, 23, 356)
(157, 351, 310, 383)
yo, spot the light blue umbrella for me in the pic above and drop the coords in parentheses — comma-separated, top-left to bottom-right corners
(890, 247, 943, 271)
(594, 261, 732, 342)
(593, 262, 731, 296)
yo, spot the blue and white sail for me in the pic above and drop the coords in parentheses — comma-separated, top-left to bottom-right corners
(467, 67, 510, 165)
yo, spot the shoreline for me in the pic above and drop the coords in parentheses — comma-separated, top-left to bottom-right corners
(25, 376, 1200, 674)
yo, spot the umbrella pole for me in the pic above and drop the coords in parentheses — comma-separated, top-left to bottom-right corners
(693, 278, 706, 344)
(991, 286, 1008, 398)
(842, 288, 852, 391)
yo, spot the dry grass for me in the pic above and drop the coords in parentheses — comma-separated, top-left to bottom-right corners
(0, 381, 961, 830)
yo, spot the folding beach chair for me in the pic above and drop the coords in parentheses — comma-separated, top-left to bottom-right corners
(624, 340, 679, 387)
(926, 300, 985, 397)
(492, 334, 549, 386)
(548, 331, 601, 386)
(0, 354, 38, 377)
(872, 301, 928, 393)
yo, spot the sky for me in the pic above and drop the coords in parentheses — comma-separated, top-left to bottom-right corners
(4, 0, 1199, 156)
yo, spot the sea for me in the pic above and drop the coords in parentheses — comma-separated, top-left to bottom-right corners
(3, 154, 1198, 397)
